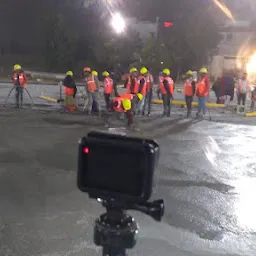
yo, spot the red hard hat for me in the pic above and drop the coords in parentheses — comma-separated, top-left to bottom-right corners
(83, 67, 91, 72)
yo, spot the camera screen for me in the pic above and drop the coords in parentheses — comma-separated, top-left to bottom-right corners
(81, 142, 145, 197)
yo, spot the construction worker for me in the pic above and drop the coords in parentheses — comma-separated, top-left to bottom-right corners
(196, 68, 210, 118)
(137, 67, 147, 115)
(103, 71, 113, 110)
(119, 93, 143, 112)
(250, 86, 256, 112)
(63, 71, 77, 112)
(125, 67, 139, 95)
(184, 70, 196, 117)
(109, 94, 142, 129)
(91, 70, 100, 113)
(110, 71, 119, 97)
(160, 68, 174, 117)
(12, 64, 27, 108)
(142, 69, 154, 116)
(236, 72, 249, 114)
(83, 67, 101, 115)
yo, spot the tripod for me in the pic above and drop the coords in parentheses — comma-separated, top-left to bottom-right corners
(94, 199, 164, 256)
(4, 86, 34, 107)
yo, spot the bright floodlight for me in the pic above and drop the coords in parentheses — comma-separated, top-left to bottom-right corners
(111, 12, 125, 33)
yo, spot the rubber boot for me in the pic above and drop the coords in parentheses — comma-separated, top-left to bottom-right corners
(196, 112, 202, 119)
(64, 106, 70, 112)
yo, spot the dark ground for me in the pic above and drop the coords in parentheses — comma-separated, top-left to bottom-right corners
(0, 107, 256, 256)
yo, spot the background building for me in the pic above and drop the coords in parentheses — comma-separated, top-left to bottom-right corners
(126, 17, 158, 41)
(210, 20, 256, 79)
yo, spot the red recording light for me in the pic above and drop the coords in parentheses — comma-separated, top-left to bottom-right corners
(164, 22, 173, 28)
(83, 147, 89, 154)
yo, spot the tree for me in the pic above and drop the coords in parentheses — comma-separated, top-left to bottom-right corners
(0, 0, 222, 75)
(91, 29, 143, 71)
(127, 0, 221, 76)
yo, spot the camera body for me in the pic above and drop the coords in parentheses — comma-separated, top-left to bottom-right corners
(77, 131, 160, 203)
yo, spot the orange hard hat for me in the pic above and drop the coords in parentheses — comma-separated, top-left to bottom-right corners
(83, 67, 91, 72)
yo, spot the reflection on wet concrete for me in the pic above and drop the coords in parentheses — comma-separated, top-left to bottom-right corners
(0, 108, 256, 255)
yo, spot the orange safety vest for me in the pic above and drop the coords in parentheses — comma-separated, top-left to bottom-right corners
(112, 97, 126, 112)
(13, 72, 27, 88)
(238, 79, 249, 94)
(104, 77, 113, 94)
(146, 73, 153, 91)
(126, 76, 139, 94)
(138, 75, 147, 95)
(159, 76, 174, 95)
(64, 87, 74, 96)
(120, 93, 134, 100)
(196, 77, 208, 97)
(184, 79, 194, 96)
(86, 75, 97, 92)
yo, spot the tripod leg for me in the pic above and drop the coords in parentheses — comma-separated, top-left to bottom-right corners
(4, 87, 15, 106)
(24, 88, 34, 106)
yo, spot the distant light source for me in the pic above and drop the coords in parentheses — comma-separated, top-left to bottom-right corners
(164, 22, 173, 28)
(160, 62, 164, 65)
(111, 12, 125, 33)
(83, 147, 89, 154)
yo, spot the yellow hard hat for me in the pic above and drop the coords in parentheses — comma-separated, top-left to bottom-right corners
(130, 67, 137, 73)
(199, 67, 208, 73)
(66, 71, 73, 76)
(186, 70, 193, 75)
(102, 71, 109, 77)
(140, 67, 148, 75)
(92, 70, 98, 76)
(137, 93, 143, 101)
(162, 68, 170, 75)
(14, 64, 21, 71)
(122, 99, 131, 111)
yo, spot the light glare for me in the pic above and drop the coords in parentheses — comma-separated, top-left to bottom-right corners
(111, 12, 125, 33)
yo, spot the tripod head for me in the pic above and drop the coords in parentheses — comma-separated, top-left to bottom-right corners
(94, 199, 164, 256)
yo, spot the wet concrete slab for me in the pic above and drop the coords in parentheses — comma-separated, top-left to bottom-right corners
(0, 105, 256, 255)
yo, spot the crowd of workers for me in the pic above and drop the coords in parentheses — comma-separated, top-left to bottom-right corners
(212, 71, 256, 113)
(11, 64, 256, 128)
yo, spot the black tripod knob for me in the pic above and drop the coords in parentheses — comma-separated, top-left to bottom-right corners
(94, 211, 138, 256)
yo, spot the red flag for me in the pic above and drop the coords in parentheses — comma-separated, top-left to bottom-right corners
(164, 22, 173, 28)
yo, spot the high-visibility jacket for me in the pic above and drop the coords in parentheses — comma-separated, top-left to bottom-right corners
(159, 76, 174, 95)
(237, 79, 249, 94)
(138, 75, 147, 95)
(13, 72, 27, 88)
(196, 77, 209, 97)
(158, 75, 164, 84)
(184, 79, 194, 96)
(64, 87, 75, 96)
(120, 93, 134, 100)
(104, 76, 113, 94)
(86, 75, 97, 92)
(146, 73, 154, 91)
(112, 97, 126, 112)
(126, 76, 139, 94)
